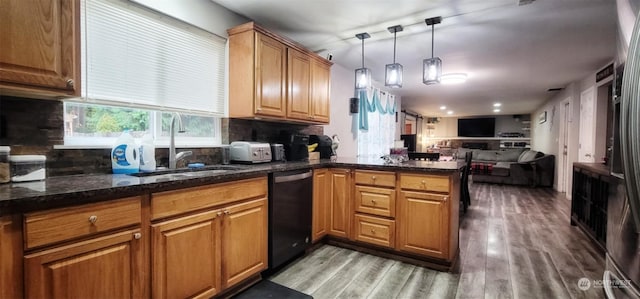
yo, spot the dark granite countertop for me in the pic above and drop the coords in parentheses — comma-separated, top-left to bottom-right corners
(0, 158, 463, 215)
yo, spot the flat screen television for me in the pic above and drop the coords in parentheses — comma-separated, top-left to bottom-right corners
(458, 117, 496, 137)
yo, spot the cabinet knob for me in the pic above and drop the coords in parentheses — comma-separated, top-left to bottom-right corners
(443, 196, 449, 202)
(224, 210, 230, 215)
(88, 215, 98, 224)
(371, 199, 376, 205)
(421, 180, 426, 184)
(66, 79, 75, 88)
(371, 176, 376, 181)
(257, 107, 262, 111)
(133, 233, 142, 240)
(370, 229, 376, 234)
(216, 212, 222, 217)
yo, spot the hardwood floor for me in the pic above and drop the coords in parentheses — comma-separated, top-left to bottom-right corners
(269, 182, 606, 299)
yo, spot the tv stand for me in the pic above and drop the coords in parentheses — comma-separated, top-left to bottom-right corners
(461, 142, 488, 149)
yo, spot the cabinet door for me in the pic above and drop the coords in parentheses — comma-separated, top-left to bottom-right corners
(24, 229, 145, 299)
(287, 48, 312, 121)
(329, 169, 352, 238)
(0, 216, 22, 299)
(221, 198, 268, 288)
(311, 58, 331, 123)
(0, 0, 80, 96)
(152, 210, 221, 299)
(397, 191, 450, 259)
(312, 168, 330, 242)
(255, 33, 286, 117)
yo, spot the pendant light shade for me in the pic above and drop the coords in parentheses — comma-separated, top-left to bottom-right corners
(423, 57, 442, 85)
(423, 16, 442, 85)
(355, 32, 371, 90)
(385, 25, 403, 88)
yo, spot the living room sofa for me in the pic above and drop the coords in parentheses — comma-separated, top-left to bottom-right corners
(455, 148, 555, 187)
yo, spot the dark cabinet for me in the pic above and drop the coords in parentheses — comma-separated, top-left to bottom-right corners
(571, 164, 609, 251)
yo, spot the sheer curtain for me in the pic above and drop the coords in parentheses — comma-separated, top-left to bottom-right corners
(357, 86, 397, 159)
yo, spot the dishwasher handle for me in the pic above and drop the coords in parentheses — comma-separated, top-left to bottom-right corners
(274, 170, 313, 183)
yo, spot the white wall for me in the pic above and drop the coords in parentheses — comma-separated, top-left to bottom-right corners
(531, 69, 612, 191)
(131, 0, 248, 37)
(323, 64, 358, 157)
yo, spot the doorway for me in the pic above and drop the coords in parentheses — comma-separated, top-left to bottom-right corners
(558, 98, 572, 197)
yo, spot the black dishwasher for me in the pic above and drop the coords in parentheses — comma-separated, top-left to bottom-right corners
(268, 169, 313, 270)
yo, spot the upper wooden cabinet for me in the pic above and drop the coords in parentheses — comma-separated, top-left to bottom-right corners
(0, 0, 81, 98)
(228, 22, 332, 124)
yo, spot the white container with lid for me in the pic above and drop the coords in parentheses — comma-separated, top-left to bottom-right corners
(0, 146, 10, 183)
(9, 155, 46, 182)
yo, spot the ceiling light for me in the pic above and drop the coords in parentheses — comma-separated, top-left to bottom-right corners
(493, 103, 501, 107)
(423, 16, 442, 85)
(440, 73, 468, 85)
(493, 109, 501, 113)
(355, 32, 371, 90)
(447, 110, 453, 115)
(440, 106, 446, 110)
(385, 25, 403, 88)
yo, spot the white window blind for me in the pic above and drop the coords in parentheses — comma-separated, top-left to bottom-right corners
(79, 0, 226, 115)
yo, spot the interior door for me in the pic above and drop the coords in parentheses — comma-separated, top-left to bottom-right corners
(579, 87, 596, 162)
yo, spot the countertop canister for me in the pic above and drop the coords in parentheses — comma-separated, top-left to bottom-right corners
(0, 146, 9, 183)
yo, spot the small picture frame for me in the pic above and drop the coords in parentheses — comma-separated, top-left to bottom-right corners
(539, 111, 547, 124)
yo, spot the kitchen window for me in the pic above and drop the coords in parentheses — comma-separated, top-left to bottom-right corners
(63, 0, 226, 147)
(357, 87, 398, 159)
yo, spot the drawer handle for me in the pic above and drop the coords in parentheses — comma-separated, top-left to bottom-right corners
(421, 180, 426, 184)
(372, 176, 377, 181)
(133, 233, 142, 240)
(88, 215, 98, 224)
(371, 199, 376, 205)
(370, 229, 376, 234)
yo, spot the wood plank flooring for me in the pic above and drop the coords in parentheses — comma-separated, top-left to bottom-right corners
(269, 182, 606, 299)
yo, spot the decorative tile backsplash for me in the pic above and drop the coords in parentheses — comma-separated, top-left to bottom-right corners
(0, 96, 323, 176)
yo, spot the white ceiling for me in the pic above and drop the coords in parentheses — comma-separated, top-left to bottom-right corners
(212, 0, 617, 117)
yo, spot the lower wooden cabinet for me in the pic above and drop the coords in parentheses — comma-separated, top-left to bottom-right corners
(24, 228, 145, 298)
(329, 168, 352, 238)
(312, 168, 330, 242)
(221, 198, 268, 288)
(152, 210, 221, 299)
(353, 214, 395, 248)
(396, 191, 450, 259)
(150, 178, 268, 297)
(0, 215, 22, 299)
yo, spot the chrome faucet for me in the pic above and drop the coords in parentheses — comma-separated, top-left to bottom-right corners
(169, 112, 192, 169)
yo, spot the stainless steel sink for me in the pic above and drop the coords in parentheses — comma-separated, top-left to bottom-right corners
(127, 164, 248, 177)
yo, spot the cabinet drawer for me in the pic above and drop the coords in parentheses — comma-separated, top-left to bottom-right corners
(354, 185, 395, 217)
(24, 197, 141, 249)
(151, 177, 267, 220)
(400, 173, 450, 193)
(353, 214, 395, 248)
(354, 170, 396, 188)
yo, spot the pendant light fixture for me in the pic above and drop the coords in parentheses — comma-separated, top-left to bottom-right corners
(355, 32, 371, 90)
(385, 25, 403, 88)
(423, 16, 442, 85)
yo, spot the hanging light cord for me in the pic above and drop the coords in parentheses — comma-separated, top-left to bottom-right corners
(393, 30, 397, 63)
(431, 23, 435, 59)
(361, 38, 365, 68)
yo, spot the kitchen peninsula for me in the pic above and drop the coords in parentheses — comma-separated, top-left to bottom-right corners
(0, 159, 461, 298)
